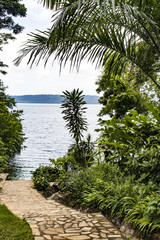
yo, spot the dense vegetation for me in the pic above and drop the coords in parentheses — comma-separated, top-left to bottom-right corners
(0, 205, 33, 240)
(0, 0, 26, 172)
(14, 0, 160, 238)
(32, 89, 160, 239)
(0, 80, 25, 172)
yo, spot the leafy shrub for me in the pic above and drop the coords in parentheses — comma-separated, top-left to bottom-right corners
(32, 174, 49, 192)
(32, 165, 61, 191)
(84, 179, 160, 237)
(0, 138, 10, 173)
(57, 168, 98, 204)
(56, 162, 160, 237)
(125, 194, 160, 236)
(50, 155, 78, 172)
(0, 81, 25, 173)
(97, 105, 160, 185)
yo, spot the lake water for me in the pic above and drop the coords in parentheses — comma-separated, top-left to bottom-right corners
(11, 103, 102, 180)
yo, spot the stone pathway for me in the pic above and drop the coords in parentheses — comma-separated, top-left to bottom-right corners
(0, 180, 126, 240)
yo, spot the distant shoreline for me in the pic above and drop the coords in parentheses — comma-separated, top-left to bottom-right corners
(13, 94, 100, 104)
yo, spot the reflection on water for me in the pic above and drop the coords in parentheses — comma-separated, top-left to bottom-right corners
(11, 104, 101, 180)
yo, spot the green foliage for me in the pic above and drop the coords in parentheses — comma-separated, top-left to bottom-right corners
(0, 0, 26, 171)
(32, 165, 61, 191)
(0, 0, 26, 74)
(14, 0, 160, 89)
(6, 1, 160, 237)
(0, 80, 25, 172)
(0, 204, 33, 240)
(0, 138, 8, 173)
(50, 155, 78, 172)
(83, 181, 160, 237)
(32, 174, 49, 192)
(97, 104, 160, 184)
(50, 134, 95, 171)
(67, 134, 95, 168)
(56, 162, 160, 237)
(125, 195, 160, 235)
(96, 69, 150, 118)
(0, 102, 24, 157)
(57, 169, 97, 204)
(61, 89, 94, 168)
(57, 162, 123, 205)
(61, 89, 87, 144)
(0, 0, 26, 33)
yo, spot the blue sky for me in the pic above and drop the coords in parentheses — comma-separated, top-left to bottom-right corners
(1, 0, 102, 96)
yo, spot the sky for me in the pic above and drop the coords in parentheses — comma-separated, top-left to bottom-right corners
(1, 0, 102, 96)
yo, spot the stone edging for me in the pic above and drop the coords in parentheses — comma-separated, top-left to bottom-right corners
(0, 173, 8, 189)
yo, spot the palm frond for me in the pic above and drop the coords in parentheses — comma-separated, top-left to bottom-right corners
(38, 0, 148, 11)
(38, 0, 66, 10)
(14, 1, 160, 88)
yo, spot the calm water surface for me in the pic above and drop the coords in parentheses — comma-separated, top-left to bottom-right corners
(11, 103, 101, 180)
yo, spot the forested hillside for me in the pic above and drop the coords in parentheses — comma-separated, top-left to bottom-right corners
(13, 94, 99, 104)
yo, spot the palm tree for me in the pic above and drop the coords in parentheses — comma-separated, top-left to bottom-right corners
(61, 89, 88, 167)
(61, 89, 87, 145)
(14, 0, 160, 89)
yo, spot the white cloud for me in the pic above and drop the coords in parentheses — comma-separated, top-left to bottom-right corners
(1, 0, 102, 96)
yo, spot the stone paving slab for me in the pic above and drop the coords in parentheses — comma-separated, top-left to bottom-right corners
(0, 180, 126, 240)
